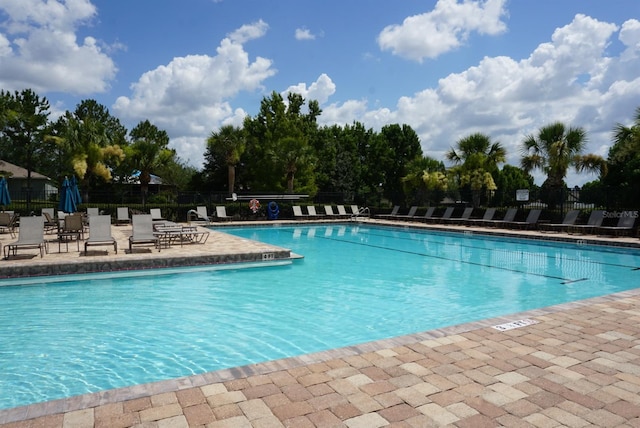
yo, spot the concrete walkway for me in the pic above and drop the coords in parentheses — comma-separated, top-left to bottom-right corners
(1, 219, 639, 427)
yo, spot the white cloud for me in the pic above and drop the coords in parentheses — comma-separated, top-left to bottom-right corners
(295, 27, 316, 41)
(378, 0, 508, 62)
(283, 73, 336, 104)
(0, 0, 116, 94)
(324, 14, 640, 186)
(113, 20, 276, 168)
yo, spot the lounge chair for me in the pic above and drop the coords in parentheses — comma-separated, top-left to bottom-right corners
(466, 208, 496, 227)
(324, 205, 339, 218)
(292, 205, 308, 218)
(307, 206, 323, 217)
(0, 212, 17, 237)
(42, 212, 58, 234)
(129, 214, 160, 252)
(502, 209, 542, 229)
(377, 205, 400, 218)
(215, 206, 232, 221)
(84, 215, 117, 254)
(441, 207, 474, 225)
(187, 206, 212, 224)
(3, 216, 47, 258)
(116, 207, 130, 225)
(413, 206, 436, 221)
(41, 207, 55, 219)
(87, 207, 100, 217)
(596, 211, 637, 236)
(568, 210, 604, 235)
(539, 210, 580, 232)
(393, 206, 418, 220)
(336, 205, 350, 218)
(426, 207, 454, 223)
(350, 205, 370, 218)
(483, 208, 517, 228)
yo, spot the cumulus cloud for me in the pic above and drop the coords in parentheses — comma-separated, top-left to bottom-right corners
(0, 0, 117, 94)
(378, 0, 508, 62)
(113, 20, 276, 167)
(324, 14, 640, 186)
(282, 73, 336, 104)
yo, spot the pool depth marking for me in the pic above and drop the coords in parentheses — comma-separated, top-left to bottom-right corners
(317, 234, 584, 284)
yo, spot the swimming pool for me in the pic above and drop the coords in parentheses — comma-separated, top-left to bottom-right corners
(1, 223, 639, 410)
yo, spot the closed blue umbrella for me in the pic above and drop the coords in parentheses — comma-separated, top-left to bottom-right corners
(70, 175, 82, 206)
(0, 177, 10, 208)
(58, 177, 77, 213)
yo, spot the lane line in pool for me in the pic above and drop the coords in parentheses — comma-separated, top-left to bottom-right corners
(364, 229, 640, 271)
(561, 278, 589, 285)
(317, 235, 579, 284)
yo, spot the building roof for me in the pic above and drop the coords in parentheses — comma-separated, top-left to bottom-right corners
(0, 159, 51, 180)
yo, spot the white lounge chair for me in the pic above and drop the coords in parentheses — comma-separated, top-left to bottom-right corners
(85, 215, 117, 254)
(3, 216, 47, 258)
(129, 214, 160, 252)
(292, 206, 308, 218)
(215, 206, 231, 221)
(150, 208, 165, 222)
(307, 206, 322, 217)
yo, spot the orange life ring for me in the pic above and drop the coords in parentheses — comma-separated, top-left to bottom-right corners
(249, 198, 260, 213)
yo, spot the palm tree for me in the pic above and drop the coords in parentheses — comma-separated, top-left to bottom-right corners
(206, 125, 245, 194)
(520, 122, 607, 206)
(446, 133, 506, 207)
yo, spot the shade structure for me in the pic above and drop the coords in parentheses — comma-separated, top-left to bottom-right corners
(58, 177, 77, 213)
(0, 177, 10, 207)
(70, 175, 82, 206)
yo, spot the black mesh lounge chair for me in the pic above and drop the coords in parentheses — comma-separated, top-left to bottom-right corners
(129, 214, 160, 252)
(568, 210, 605, 235)
(3, 216, 47, 258)
(596, 211, 637, 237)
(441, 207, 474, 225)
(85, 215, 117, 254)
(466, 208, 496, 227)
(377, 205, 400, 218)
(393, 206, 418, 220)
(540, 209, 580, 232)
(483, 208, 517, 228)
(425, 207, 454, 223)
(502, 209, 542, 229)
(412, 207, 436, 221)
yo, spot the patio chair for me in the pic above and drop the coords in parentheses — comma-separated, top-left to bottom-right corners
(568, 210, 605, 235)
(441, 207, 474, 225)
(376, 205, 400, 218)
(596, 211, 637, 237)
(215, 206, 232, 221)
(116, 207, 131, 225)
(186, 206, 211, 225)
(307, 206, 323, 217)
(393, 206, 418, 220)
(483, 208, 517, 228)
(84, 215, 117, 255)
(3, 216, 47, 258)
(293, 205, 308, 218)
(425, 207, 454, 223)
(0, 212, 18, 238)
(324, 205, 340, 218)
(336, 205, 350, 218)
(42, 212, 58, 234)
(465, 207, 496, 227)
(350, 205, 370, 218)
(41, 207, 55, 219)
(129, 214, 160, 252)
(412, 207, 436, 221)
(502, 209, 542, 229)
(539, 209, 580, 232)
(150, 208, 165, 222)
(87, 207, 100, 217)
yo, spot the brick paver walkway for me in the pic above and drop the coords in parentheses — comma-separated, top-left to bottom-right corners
(1, 219, 639, 427)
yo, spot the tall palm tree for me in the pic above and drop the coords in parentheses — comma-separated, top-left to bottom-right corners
(447, 133, 506, 206)
(206, 125, 245, 194)
(520, 122, 607, 189)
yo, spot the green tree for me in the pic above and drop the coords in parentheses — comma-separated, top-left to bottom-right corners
(205, 125, 245, 194)
(402, 156, 447, 206)
(446, 133, 506, 207)
(493, 164, 534, 206)
(0, 89, 51, 210)
(127, 120, 174, 205)
(520, 122, 607, 207)
(379, 124, 423, 205)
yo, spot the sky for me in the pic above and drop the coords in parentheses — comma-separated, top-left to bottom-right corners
(1, 0, 639, 186)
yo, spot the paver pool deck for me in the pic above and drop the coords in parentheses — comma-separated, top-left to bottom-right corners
(1, 218, 640, 427)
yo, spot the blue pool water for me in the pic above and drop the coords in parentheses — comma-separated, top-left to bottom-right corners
(1, 224, 639, 410)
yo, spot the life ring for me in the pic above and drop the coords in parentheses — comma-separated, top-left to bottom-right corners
(249, 198, 260, 213)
